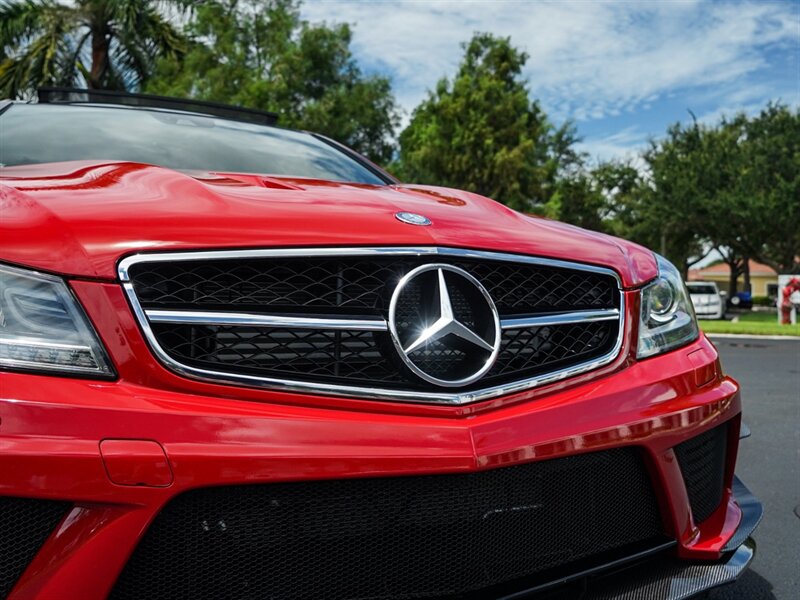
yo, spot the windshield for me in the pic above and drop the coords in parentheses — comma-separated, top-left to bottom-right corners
(687, 284, 718, 295)
(0, 103, 386, 185)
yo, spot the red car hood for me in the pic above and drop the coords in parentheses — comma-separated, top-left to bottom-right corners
(0, 161, 657, 286)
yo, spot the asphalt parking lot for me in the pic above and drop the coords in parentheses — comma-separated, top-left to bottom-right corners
(708, 337, 799, 600)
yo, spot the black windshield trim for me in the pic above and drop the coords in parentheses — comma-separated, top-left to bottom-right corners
(38, 87, 279, 126)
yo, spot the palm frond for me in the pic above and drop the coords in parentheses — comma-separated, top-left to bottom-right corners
(106, 0, 194, 38)
(0, 0, 82, 97)
(0, 4, 78, 98)
(61, 28, 91, 83)
(139, 4, 187, 57)
(2, 0, 190, 95)
(0, 0, 69, 48)
(111, 2, 187, 86)
(109, 38, 148, 88)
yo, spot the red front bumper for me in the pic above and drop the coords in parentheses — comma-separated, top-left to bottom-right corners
(1, 325, 744, 600)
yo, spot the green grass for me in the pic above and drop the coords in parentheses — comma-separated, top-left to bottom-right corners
(699, 310, 800, 336)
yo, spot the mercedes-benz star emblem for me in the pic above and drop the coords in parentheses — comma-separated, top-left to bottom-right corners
(388, 264, 501, 387)
(395, 212, 432, 226)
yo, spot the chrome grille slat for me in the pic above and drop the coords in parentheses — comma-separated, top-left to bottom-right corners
(145, 308, 621, 331)
(120, 247, 625, 405)
(504, 309, 619, 329)
(145, 309, 388, 330)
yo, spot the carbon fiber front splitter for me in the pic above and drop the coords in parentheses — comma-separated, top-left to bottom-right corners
(498, 475, 762, 600)
(582, 538, 755, 600)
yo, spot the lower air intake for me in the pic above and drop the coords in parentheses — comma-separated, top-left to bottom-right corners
(675, 422, 729, 525)
(111, 448, 664, 600)
(0, 497, 70, 598)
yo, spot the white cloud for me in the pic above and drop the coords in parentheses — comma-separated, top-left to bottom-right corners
(576, 126, 649, 165)
(693, 82, 798, 125)
(301, 0, 798, 124)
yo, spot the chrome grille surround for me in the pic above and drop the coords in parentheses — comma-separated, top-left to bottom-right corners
(119, 247, 626, 405)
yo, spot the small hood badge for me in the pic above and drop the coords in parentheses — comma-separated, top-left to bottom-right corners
(395, 212, 432, 226)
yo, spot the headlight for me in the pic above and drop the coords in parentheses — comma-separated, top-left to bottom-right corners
(0, 264, 113, 376)
(637, 255, 699, 359)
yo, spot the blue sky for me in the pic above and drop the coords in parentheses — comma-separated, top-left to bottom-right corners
(301, 0, 799, 162)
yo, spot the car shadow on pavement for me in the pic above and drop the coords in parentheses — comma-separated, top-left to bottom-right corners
(709, 569, 777, 600)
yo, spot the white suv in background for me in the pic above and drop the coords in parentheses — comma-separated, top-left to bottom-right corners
(687, 281, 725, 319)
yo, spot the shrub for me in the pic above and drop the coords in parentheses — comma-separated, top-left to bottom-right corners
(751, 295, 775, 307)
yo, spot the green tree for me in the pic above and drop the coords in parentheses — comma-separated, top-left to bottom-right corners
(638, 121, 714, 275)
(726, 104, 800, 274)
(396, 33, 579, 211)
(146, 0, 399, 164)
(540, 172, 608, 232)
(594, 119, 741, 277)
(599, 104, 799, 280)
(646, 105, 800, 280)
(692, 115, 756, 292)
(0, 0, 188, 98)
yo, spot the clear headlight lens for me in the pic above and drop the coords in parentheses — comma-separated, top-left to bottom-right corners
(0, 264, 113, 376)
(638, 255, 699, 359)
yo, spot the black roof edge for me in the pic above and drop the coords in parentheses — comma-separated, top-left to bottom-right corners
(37, 87, 279, 126)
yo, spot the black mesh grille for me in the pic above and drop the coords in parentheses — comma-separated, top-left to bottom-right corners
(111, 448, 664, 600)
(151, 320, 615, 391)
(0, 497, 70, 598)
(128, 256, 618, 315)
(129, 253, 621, 396)
(674, 423, 729, 525)
(153, 324, 405, 383)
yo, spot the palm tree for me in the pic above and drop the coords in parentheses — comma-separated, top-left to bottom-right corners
(0, 0, 189, 98)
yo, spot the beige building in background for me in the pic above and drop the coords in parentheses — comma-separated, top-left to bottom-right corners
(688, 260, 779, 297)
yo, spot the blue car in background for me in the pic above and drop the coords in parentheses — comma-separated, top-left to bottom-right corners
(728, 291, 753, 309)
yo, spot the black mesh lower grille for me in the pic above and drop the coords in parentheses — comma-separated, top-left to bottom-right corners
(111, 448, 665, 600)
(0, 497, 70, 598)
(674, 423, 729, 525)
